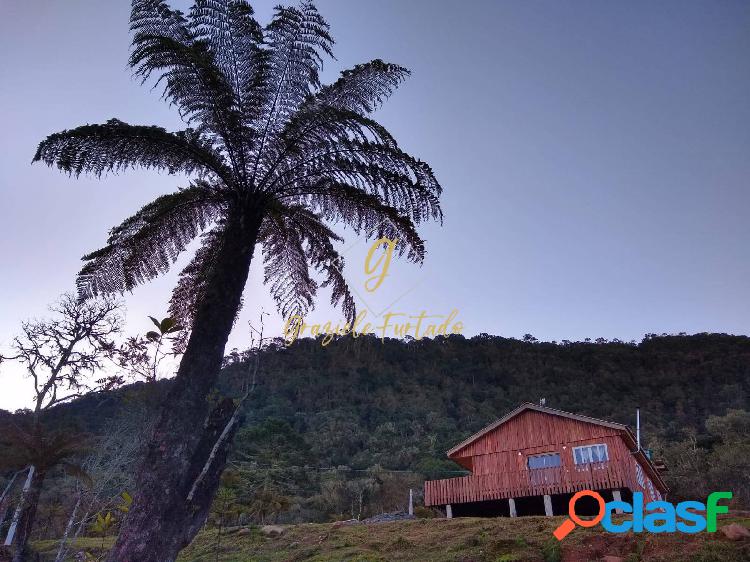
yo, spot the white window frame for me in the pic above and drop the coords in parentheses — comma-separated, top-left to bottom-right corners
(527, 452, 561, 469)
(572, 443, 609, 465)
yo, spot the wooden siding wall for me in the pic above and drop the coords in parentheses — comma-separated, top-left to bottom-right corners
(628, 456, 664, 502)
(452, 411, 633, 476)
(467, 434, 632, 476)
(452, 411, 620, 459)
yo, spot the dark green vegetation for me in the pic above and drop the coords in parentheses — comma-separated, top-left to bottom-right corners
(32, 515, 750, 562)
(9, 331, 748, 538)
(210, 332, 750, 515)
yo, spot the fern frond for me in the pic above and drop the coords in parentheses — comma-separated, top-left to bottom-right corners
(189, 1, 266, 123)
(284, 206, 355, 322)
(272, 138, 442, 226)
(32, 119, 232, 182)
(0, 419, 89, 472)
(257, 107, 399, 185)
(285, 181, 427, 262)
(260, 206, 316, 320)
(77, 183, 222, 299)
(131, 0, 192, 46)
(313, 59, 410, 114)
(168, 225, 224, 332)
(260, 203, 356, 323)
(250, 1, 334, 180)
(131, 34, 240, 138)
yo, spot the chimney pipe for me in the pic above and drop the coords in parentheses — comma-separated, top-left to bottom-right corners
(636, 408, 641, 452)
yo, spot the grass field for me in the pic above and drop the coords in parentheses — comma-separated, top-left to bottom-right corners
(33, 515, 750, 562)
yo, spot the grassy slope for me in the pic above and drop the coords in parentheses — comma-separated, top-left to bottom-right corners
(34, 515, 750, 562)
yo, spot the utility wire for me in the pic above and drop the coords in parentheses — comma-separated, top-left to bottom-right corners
(229, 461, 469, 475)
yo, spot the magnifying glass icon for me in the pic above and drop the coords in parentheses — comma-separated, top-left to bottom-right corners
(553, 490, 606, 541)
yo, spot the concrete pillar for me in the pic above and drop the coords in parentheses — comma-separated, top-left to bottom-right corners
(543, 494, 553, 517)
(509, 498, 517, 518)
(446, 504, 453, 519)
(612, 490, 623, 514)
(408, 489, 413, 516)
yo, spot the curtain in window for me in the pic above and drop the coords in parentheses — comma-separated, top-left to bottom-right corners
(528, 453, 561, 469)
(573, 444, 608, 464)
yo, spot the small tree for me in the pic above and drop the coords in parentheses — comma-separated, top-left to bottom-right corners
(246, 479, 290, 524)
(0, 294, 122, 562)
(116, 316, 184, 384)
(1, 294, 123, 413)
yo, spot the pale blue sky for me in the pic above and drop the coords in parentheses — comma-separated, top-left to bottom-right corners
(1, 1, 749, 409)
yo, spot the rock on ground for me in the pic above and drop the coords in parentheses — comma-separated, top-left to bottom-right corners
(260, 524, 285, 537)
(361, 511, 416, 524)
(720, 523, 750, 541)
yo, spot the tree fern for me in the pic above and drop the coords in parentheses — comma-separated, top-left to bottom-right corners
(32, 3, 443, 557)
(35, 0, 441, 328)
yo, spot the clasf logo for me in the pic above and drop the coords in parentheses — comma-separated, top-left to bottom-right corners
(553, 490, 732, 540)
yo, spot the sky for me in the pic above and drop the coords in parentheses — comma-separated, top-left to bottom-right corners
(1, 0, 749, 410)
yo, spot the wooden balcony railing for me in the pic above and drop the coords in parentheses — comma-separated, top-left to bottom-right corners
(424, 462, 630, 506)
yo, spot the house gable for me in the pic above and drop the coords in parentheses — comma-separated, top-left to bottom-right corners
(448, 408, 622, 459)
(448, 403, 627, 458)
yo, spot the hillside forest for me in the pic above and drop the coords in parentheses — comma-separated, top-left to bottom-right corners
(2, 331, 748, 545)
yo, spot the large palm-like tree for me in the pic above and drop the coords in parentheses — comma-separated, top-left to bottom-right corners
(33, 1, 442, 560)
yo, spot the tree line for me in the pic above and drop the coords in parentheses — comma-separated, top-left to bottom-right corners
(3, 328, 747, 557)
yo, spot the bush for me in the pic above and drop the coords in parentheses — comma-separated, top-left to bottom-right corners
(414, 506, 439, 519)
(541, 539, 562, 562)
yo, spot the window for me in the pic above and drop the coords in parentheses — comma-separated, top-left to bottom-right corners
(573, 444, 609, 465)
(527, 453, 561, 469)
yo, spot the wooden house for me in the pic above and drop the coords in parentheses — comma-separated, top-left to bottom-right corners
(424, 403, 668, 517)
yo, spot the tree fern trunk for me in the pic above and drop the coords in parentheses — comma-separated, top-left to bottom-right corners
(107, 210, 262, 562)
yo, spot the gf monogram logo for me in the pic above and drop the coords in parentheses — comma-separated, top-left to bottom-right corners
(363, 237, 398, 293)
(281, 232, 464, 346)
